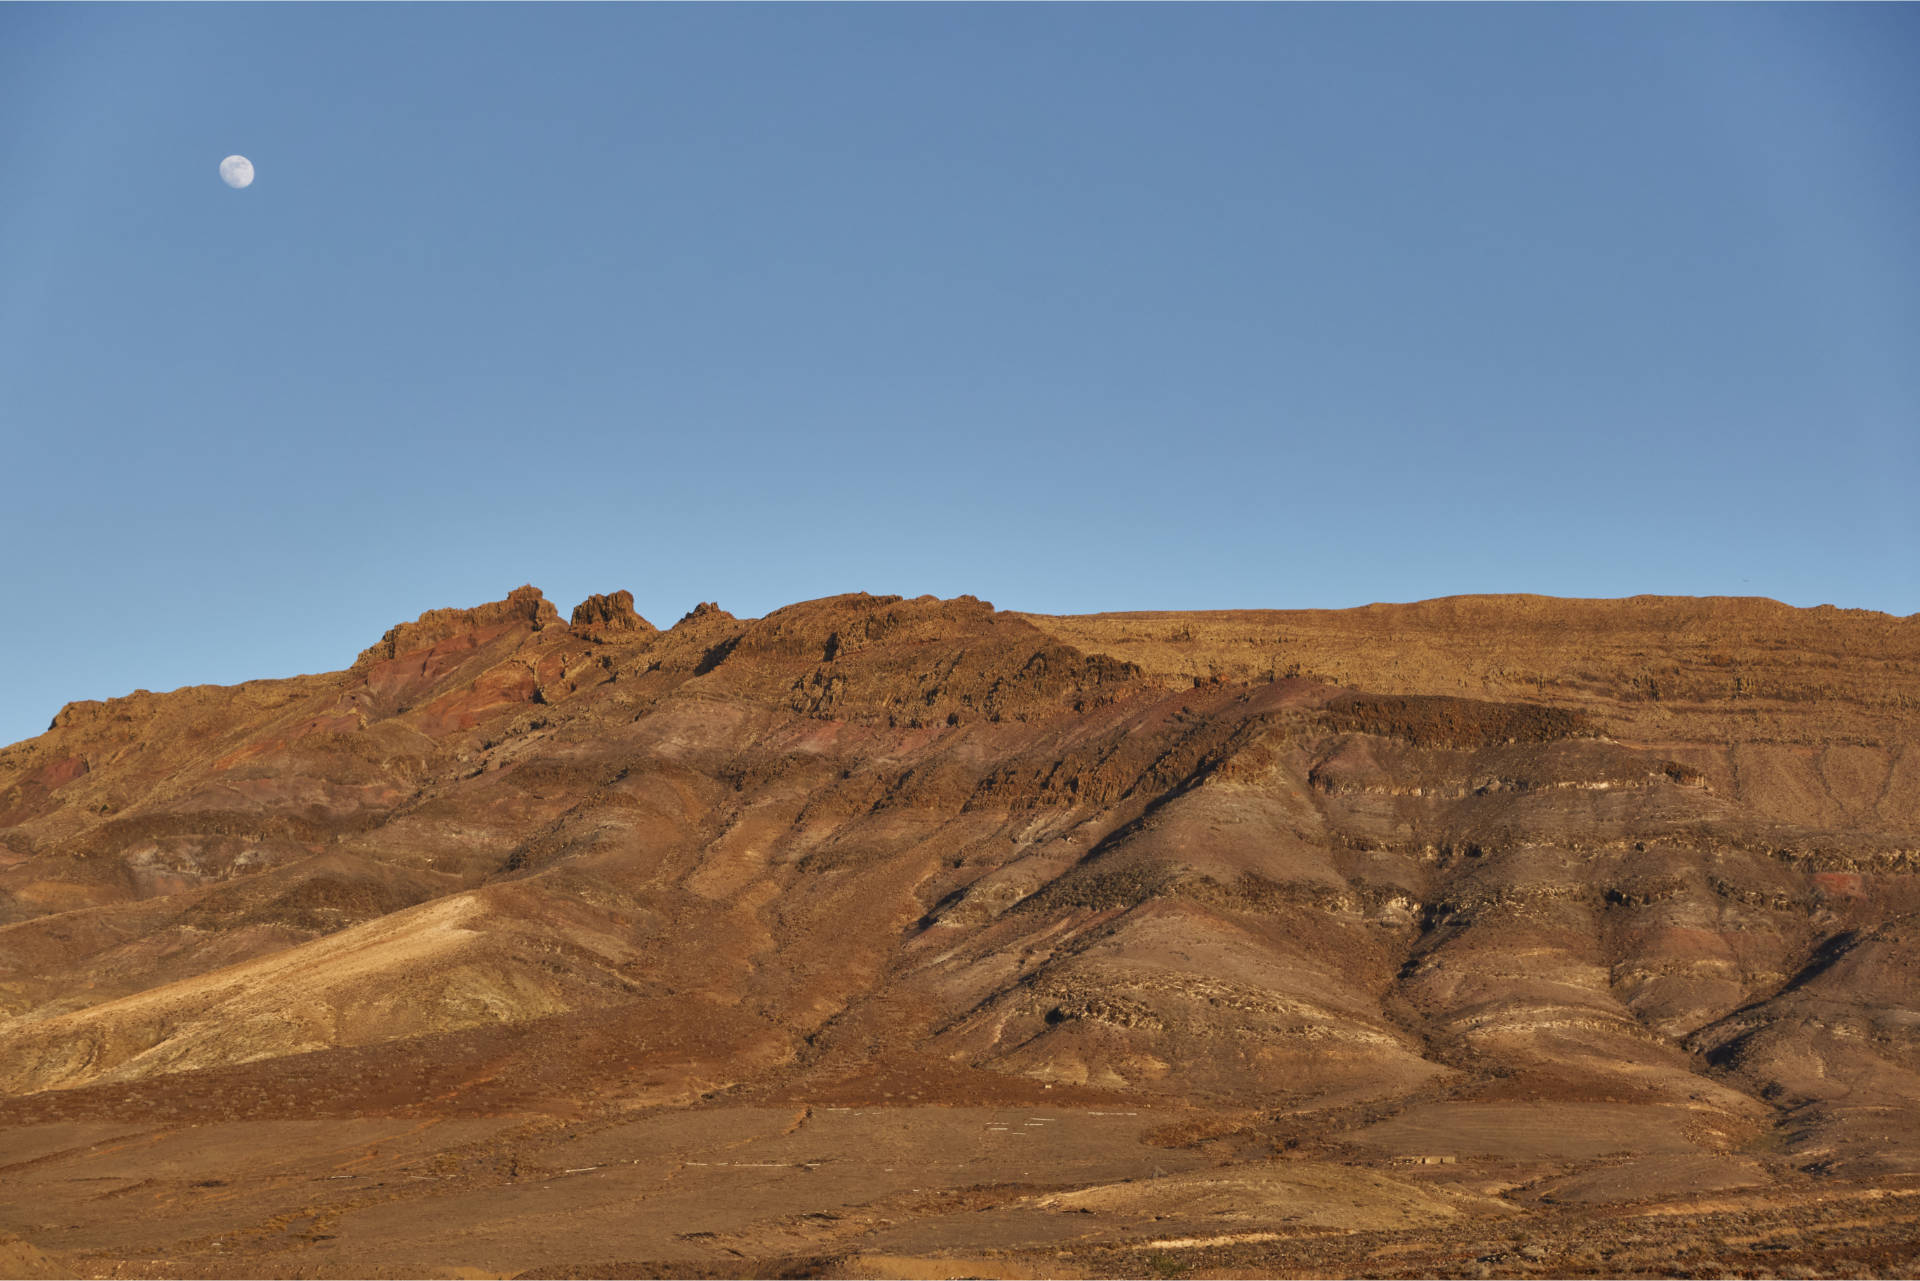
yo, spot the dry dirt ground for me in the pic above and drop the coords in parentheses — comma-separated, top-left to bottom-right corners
(2, 588, 1917, 1278)
(4, 1099, 1918, 1278)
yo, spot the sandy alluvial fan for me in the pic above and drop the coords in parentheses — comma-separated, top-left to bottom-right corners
(1, 585, 1917, 1278)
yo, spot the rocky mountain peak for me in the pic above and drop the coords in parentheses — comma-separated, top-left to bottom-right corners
(675, 601, 733, 627)
(351, 585, 561, 670)
(569, 590, 655, 640)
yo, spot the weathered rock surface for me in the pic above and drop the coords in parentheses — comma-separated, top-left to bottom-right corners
(0, 587, 1915, 1277)
(569, 589, 654, 640)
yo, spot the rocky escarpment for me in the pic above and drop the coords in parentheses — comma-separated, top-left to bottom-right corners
(569, 590, 655, 640)
(352, 583, 562, 670)
(0, 586, 1915, 1202)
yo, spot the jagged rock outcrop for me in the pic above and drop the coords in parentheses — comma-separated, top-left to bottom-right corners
(568, 589, 654, 640)
(351, 584, 560, 670)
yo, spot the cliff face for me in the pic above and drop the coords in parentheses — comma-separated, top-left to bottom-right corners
(0, 587, 1916, 1274)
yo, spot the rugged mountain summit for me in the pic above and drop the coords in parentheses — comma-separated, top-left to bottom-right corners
(1, 588, 1916, 1277)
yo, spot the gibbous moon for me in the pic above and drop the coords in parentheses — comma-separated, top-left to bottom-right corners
(219, 155, 255, 189)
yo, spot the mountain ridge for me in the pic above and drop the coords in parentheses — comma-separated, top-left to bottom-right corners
(2, 585, 1916, 1277)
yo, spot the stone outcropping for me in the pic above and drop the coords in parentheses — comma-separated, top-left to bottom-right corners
(351, 584, 560, 670)
(569, 590, 655, 641)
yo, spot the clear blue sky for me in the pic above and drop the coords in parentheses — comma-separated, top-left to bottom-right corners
(3, 4, 1916, 748)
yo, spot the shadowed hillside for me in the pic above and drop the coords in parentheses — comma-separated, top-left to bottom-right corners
(1, 588, 1916, 1278)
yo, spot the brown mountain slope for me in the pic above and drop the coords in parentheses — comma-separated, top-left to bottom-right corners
(0, 588, 1916, 1278)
